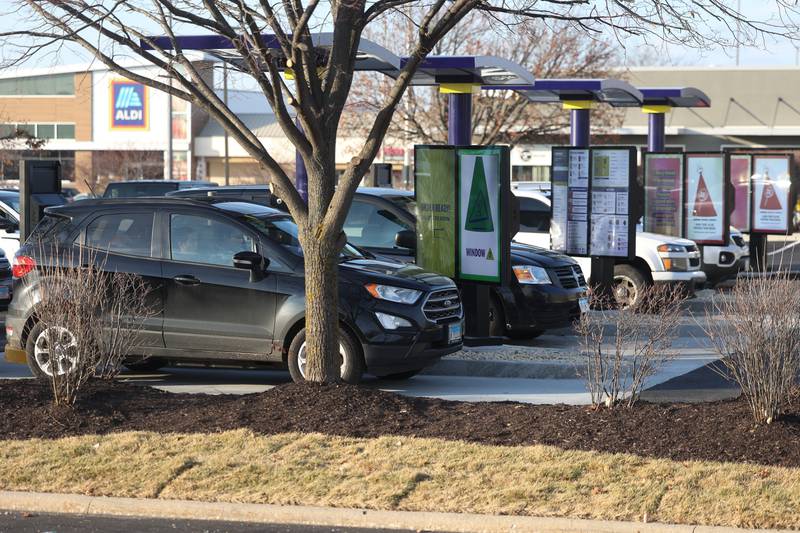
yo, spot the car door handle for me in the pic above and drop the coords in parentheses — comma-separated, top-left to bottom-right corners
(172, 275, 200, 286)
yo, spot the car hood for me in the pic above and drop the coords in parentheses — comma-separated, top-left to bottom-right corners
(510, 242, 576, 267)
(339, 258, 455, 290)
(637, 231, 698, 247)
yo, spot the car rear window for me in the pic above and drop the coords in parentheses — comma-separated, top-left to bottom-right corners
(84, 212, 154, 257)
(28, 214, 74, 244)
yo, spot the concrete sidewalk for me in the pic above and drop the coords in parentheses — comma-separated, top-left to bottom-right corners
(0, 491, 788, 533)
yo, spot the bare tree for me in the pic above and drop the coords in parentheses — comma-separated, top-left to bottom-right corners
(347, 12, 622, 146)
(576, 284, 684, 409)
(703, 274, 800, 424)
(4, 1, 799, 383)
(23, 243, 157, 405)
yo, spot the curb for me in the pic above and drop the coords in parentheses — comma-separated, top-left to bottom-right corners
(0, 491, 788, 533)
(424, 358, 579, 379)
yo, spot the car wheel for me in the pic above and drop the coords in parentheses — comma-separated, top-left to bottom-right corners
(25, 321, 80, 380)
(376, 369, 422, 380)
(487, 295, 507, 338)
(124, 357, 166, 372)
(287, 327, 365, 384)
(613, 264, 649, 309)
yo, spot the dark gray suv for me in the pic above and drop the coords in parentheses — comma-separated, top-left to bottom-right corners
(4, 198, 463, 383)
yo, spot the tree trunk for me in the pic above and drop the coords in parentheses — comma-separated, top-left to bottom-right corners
(300, 233, 342, 383)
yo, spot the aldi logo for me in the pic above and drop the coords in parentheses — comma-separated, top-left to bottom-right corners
(110, 80, 148, 130)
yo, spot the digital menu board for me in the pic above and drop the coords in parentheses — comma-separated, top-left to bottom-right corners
(590, 149, 632, 257)
(752, 154, 793, 234)
(685, 153, 727, 245)
(729, 154, 752, 232)
(550, 147, 636, 258)
(643, 153, 683, 237)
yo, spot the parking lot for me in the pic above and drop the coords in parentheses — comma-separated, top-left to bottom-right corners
(0, 296, 737, 405)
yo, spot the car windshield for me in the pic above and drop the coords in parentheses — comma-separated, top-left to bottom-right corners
(242, 215, 365, 259)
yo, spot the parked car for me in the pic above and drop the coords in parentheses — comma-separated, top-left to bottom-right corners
(0, 248, 12, 306)
(103, 180, 217, 198)
(512, 189, 708, 306)
(165, 185, 589, 338)
(349, 188, 588, 338)
(167, 184, 286, 210)
(5, 198, 463, 383)
(0, 190, 20, 260)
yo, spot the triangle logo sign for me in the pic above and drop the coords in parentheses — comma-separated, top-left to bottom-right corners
(692, 169, 718, 217)
(465, 157, 495, 232)
(486, 248, 494, 261)
(759, 169, 783, 211)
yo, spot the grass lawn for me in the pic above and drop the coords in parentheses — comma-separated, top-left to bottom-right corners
(1, 430, 799, 529)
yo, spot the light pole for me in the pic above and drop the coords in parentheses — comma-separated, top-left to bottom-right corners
(223, 62, 230, 185)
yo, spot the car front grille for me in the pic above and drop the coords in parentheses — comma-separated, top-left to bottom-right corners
(552, 265, 586, 289)
(423, 288, 462, 322)
(732, 235, 746, 248)
(686, 244, 701, 268)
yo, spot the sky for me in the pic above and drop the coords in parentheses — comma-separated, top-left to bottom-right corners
(2, 1, 800, 73)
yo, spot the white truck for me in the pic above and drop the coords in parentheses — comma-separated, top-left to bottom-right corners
(513, 189, 707, 307)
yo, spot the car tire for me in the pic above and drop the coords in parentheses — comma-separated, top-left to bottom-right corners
(287, 327, 365, 385)
(124, 357, 166, 372)
(376, 369, 422, 381)
(25, 321, 80, 381)
(613, 264, 649, 309)
(487, 295, 507, 338)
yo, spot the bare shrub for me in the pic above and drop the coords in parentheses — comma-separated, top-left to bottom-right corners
(24, 243, 156, 405)
(576, 284, 684, 409)
(703, 273, 800, 424)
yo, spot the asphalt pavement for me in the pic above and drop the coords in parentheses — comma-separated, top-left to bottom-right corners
(0, 510, 416, 533)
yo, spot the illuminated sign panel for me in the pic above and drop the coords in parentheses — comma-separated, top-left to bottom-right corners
(110, 80, 148, 130)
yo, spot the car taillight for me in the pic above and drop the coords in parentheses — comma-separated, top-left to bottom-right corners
(12, 255, 36, 278)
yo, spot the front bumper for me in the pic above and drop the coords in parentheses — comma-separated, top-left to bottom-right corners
(496, 283, 585, 333)
(360, 319, 463, 376)
(652, 270, 707, 284)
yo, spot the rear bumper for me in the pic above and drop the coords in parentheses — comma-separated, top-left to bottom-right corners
(4, 345, 26, 364)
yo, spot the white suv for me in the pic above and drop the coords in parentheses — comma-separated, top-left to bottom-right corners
(513, 190, 706, 307)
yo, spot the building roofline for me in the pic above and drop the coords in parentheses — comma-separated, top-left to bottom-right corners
(0, 53, 210, 80)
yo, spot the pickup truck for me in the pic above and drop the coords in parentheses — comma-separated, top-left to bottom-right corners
(512, 189, 707, 307)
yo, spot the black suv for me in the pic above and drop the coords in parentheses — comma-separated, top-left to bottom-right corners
(4, 199, 463, 383)
(104, 180, 217, 198)
(168, 185, 588, 338)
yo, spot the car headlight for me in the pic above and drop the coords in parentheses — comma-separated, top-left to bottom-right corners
(657, 244, 686, 253)
(375, 312, 413, 330)
(365, 283, 422, 304)
(512, 265, 551, 285)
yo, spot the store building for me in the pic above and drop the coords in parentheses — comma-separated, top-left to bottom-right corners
(0, 60, 210, 189)
(3, 63, 800, 190)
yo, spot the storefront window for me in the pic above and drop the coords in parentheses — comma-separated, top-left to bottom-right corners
(0, 74, 75, 96)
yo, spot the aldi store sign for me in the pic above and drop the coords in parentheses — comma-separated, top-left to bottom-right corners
(110, 80, 148, 130)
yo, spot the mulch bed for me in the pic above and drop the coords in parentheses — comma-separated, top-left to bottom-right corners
(1, 379, 799, 467)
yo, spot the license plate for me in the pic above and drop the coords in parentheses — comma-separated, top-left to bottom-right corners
(0, 286, 9, 300)
(579, 297, 590, 313)
(448, 322, 463, 344)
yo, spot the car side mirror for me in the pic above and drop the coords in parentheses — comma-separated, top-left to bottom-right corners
(233, 251, 269, 281)
(395, 229, 416, 250)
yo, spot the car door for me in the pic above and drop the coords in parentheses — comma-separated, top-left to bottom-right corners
(160, 210, 277, 355)
(343, 197, 415, 262)
(514, 196, 552, 248)
(80, 210, 164, 349)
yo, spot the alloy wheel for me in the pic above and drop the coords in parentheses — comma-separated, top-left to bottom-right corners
(34, 326, 79, 377)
